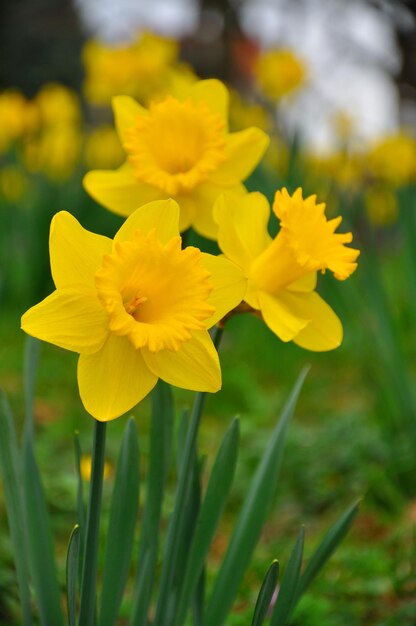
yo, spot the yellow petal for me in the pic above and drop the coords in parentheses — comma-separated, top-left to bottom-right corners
(293, 292, 343, 351)
(112, 95, 148, 144)
(191, 182, 246, 240)
(114, 199, 180, 245)
(21, 287, 109, 354)
(258, 291, 309, 342)
(83, 164, 165, 217)
(49, 211, 112, 288)
(289, 272, 317, 292)
(188, 79, 229, 124)
(142, 330, 221, 392)
(78, 334, 158, 421)
(200, 253, 246, 327)
(211, 128, 270, 184)
(215, 192, 272, 271)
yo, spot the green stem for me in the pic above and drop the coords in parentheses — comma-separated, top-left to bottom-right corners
(78, 420, 107, 626)
(153, 325, 224, 626)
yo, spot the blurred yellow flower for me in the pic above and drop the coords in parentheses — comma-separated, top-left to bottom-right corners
(21, 200, 245, 421)
(24, 125, 82, 182)
(364, 186, 398, 226)
(84, 125, 124, 170)
(80, 454, 112, 481)
(255, 49, 306, 101)
(84, 79, 270, 239)
(215, 188, 359, 351)
(366, 132, 416, 186)
(229, 89, 270, 132)
(0, 165, 28, 202)
(35, 83, 81, 128)
(0, 89, 38, 152)
(82, 32, 178, 106)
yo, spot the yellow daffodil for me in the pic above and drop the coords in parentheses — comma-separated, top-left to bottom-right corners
(364, 186, 398, 226)
(82, 33, 178, 106)
(21, 200, 245, 421)
(215, 188, 359, 351)
(255, 49, 305, 101)
(84, 125, 124, 170)
(366, 132, 416, 187)
(35, 83, 81, 128)
(83, 79, 270, 239)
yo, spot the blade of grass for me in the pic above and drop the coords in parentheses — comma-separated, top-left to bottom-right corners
(78, 420, 107, 626)
(153, 389, 207, 626)
(66, 525, 80, 626)
(251, 560, 279, 626)
(174, 418, 240, 626)
(130, 381, 174, 626)
(295, 499, 360, 602)
(270, 528, 304, 626)
(99, 418, 140, 626)
(22, 433, 64, 626)
(204, 368, 308, 626)
(0, 392, 33, 626)
(74, 431, 86, 576)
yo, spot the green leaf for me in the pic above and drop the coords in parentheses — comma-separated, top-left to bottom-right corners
(0, 392, 33, 626)
(295, 499, 360, 602)
(153, 389, 207, 626)
(22, 434, 64, 626)
(23, 336, 40, 440)
(78, 420, 107, 626)
(270, 528, 304, 626)
(74, 432, 86, 575)
(99, 418, 140, 626)
(130, 381, 174, 626)
(204, 368, 308, 626)
(174, 418, 240, 626)
(66, 525, 80, 626)
(251, 560, 279, 626)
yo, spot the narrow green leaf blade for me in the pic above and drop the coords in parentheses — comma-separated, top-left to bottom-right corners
(22, 436, 64, 626)
(295, 499, 361, 602)
(130, 381, 174, 625)
(99, 418, 140, 626)
(0, 392, 33, 626)
(23, 336, 40, 439)
(251, 560, 279, 626)
(66, 525, 80, 626)
(270, 528, 304, 626)
(175, 418, 240, 626)
(204, 368, 308, 626)
(74, 432, 86, 574)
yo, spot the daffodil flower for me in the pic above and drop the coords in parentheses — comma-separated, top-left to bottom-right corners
(21, 200, 245, 421)
(83, 79, 270, 240)
(215, 188, 359, 351)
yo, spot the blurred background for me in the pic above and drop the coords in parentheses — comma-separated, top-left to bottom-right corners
(2, 1, 416, 625)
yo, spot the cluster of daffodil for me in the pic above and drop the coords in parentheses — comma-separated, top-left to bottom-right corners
(1, 74, 363, 626)
(22, 78, 359, 421)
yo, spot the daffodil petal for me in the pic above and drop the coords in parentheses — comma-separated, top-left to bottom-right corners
(215, 192, 272, 271)
(21, 287, 109, 354)
(112, 95, 148, 143)
(289, 272, 318, 292)
(191, 182, 246, 240)
(142, 330, 221, 392)
(188, 79, 228, 124)
(175, 194, 197, 232)
(78, 334, 158, 421)
(211, 128, 270, 184)
(293, 292, 343, 351)
(50, 211, 112, 288)
(258, 291, 309, 342)
(83, 164, 165, 217)
(114, 199, 180, 245)
(200, 253, 246, 327)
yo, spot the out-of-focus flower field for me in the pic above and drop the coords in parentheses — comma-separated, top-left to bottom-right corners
(2, 2, 416, 624)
